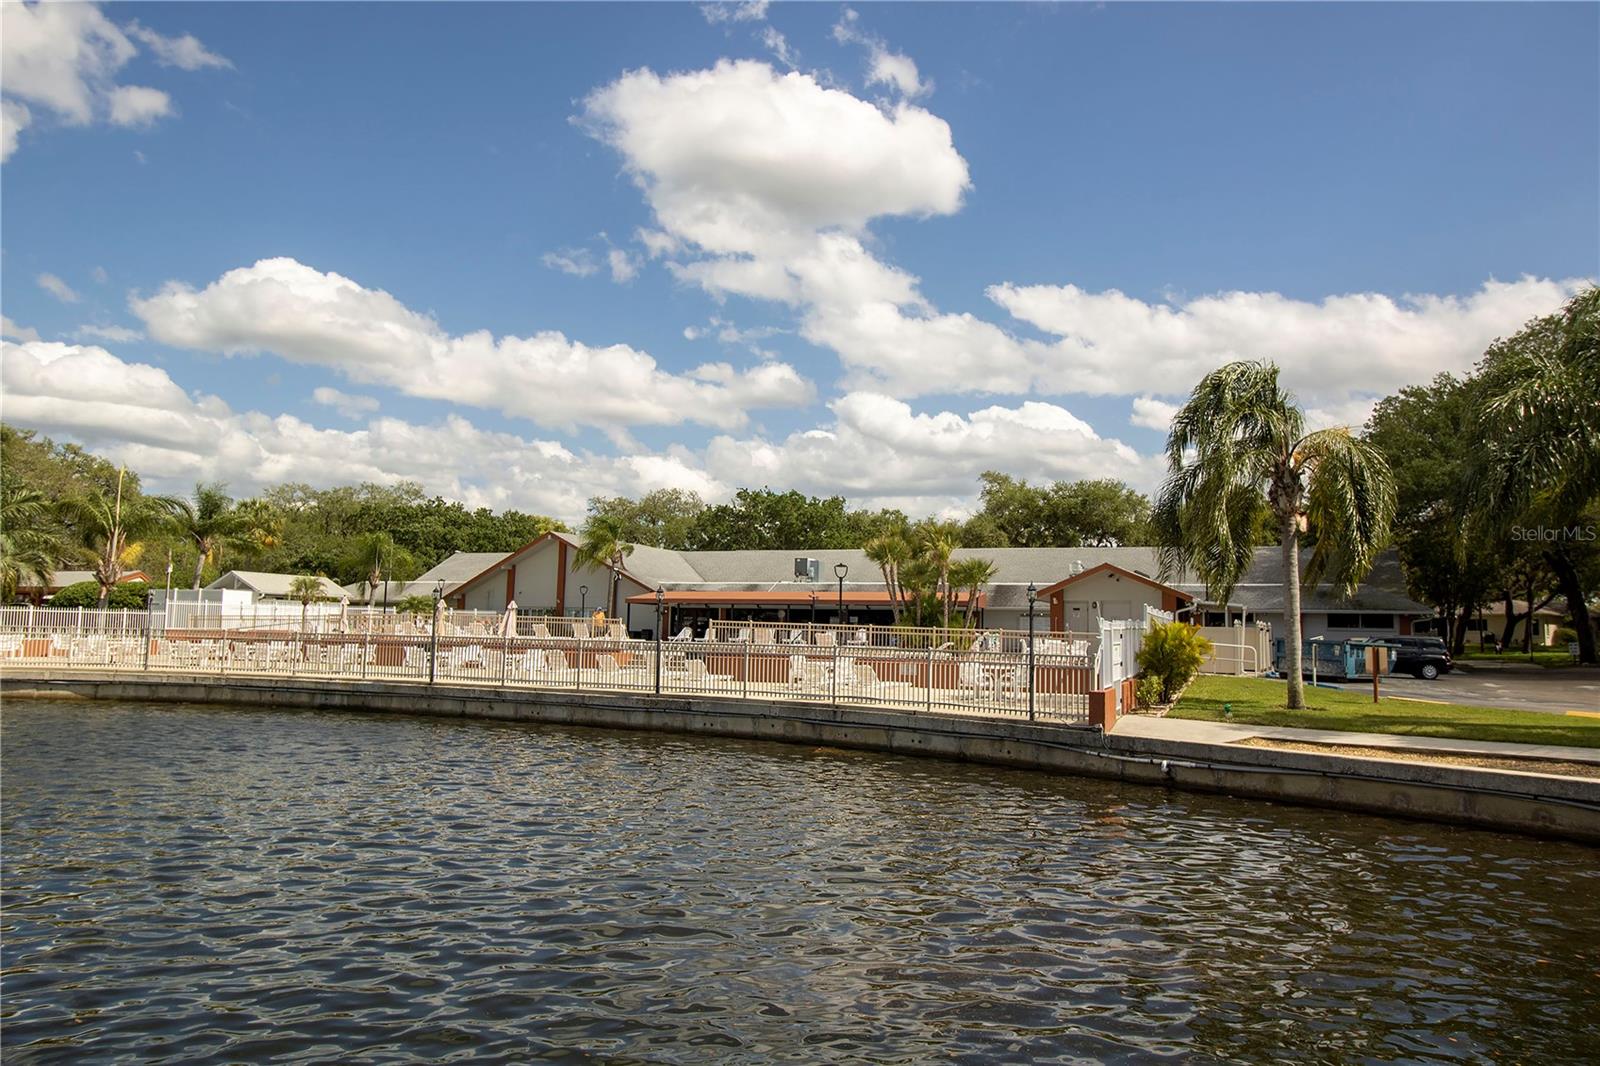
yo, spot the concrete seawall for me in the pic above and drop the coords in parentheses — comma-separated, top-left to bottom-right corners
(5, 668, 1599, 844)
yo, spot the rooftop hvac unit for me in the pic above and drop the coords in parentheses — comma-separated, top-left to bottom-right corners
(794, 557, 820, 581)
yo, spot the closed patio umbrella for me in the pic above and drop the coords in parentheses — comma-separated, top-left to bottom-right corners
(501, 601, 518, 638)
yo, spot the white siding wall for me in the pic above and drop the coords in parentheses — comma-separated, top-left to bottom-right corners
(1058, 571, 1169, 631)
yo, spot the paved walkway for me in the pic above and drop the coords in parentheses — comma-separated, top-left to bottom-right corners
(1114, 713, 1600, 765)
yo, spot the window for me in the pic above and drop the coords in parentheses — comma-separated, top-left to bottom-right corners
(1328, 613, 1394, 630)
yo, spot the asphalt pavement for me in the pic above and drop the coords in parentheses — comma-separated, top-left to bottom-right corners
(1340, 663, 1600, 716)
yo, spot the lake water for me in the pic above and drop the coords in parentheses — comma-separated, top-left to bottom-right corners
(3, 699, 1597, 1063)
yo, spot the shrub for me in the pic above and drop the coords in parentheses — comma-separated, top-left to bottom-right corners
(1553, 626, 1578, 646)
(394, 594, 435, 616)
(48, 580, 151, 610)
(1136, 620, 1214, 703)
(1135, 675, 1163, 709)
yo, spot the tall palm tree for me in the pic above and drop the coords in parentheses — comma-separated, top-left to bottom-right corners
(348, 531, 398, 605)
(0, 483, 65, 602)
(913, 520, 961, 629)
(58, 467, 181, 608)
(1473, 286, 1599, 663)
(170, 482, 251, 589)
(288, 575, 327, 632)
(948, 557, 998, 629)
(863, 533, 911, 623)
(574, 515, 634, 617)
(1153, 361, 1395, 709)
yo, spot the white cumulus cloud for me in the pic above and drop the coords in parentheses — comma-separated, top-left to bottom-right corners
(311, 386, 380, 419)
(0, 2, 224, 159)
(130, 257, 813, 433)
(74, 323, 143, 343)
(37, 272, 81, 303)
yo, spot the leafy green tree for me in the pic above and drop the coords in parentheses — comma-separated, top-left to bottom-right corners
(1473, 286, 1600, 663)
(1365, 374, 1500, 653)
(343, 531, 418, 601)
(587, 489, 704, 548)
(1, 482, 64, 602)
(394, 594, 435, 616)
(574, 514, 634, 617)
(685, 489, 867, 550)
(1153, 361, 1396, 710)
(49, 580, 151, 610)
(967, 472, 1153, 547)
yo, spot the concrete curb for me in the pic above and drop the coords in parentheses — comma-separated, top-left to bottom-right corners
(5, 668, 1599, 844)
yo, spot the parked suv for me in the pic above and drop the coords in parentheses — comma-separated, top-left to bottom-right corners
(1386, 636, 1453, 680)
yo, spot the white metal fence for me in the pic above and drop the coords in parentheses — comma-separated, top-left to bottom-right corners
(1, 615, 1109, 724)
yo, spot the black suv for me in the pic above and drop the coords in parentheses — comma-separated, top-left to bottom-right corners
(1386, 636, 1453, 680)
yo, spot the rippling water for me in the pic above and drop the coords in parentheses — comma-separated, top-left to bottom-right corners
(3, 699, 1598, 1063)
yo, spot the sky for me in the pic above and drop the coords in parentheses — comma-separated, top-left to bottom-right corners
(2, 1, 1596, 524)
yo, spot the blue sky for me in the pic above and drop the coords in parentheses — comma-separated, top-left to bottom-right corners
(3, 1, 1596, 522)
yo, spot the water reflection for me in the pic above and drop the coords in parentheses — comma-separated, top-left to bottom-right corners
(2, 700, 1597, 1063)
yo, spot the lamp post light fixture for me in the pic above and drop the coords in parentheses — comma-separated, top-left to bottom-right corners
(1026, 581, 1037, 722)
(579, 584, 588, 618)
(834, 562, 848, 625)
(654, 585, 665, 695)
(429, 578, 445, 685)
(810, 589, 817, 628)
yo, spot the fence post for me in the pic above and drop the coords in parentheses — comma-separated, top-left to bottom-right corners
(925, 644, 934, 714)
(742, 641, 750, 700)
(143, 625, 152, 671)
(831, 642, 839, 705)
(77, 605, 84, 638)
(501, 632, 510, 687)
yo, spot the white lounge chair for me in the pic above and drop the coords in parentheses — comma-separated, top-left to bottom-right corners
(670, 626, 693, 641)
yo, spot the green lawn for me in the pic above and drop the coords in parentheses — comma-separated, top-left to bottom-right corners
(1170, 675, 1600, 749)
(1456, 649, 1579, 669)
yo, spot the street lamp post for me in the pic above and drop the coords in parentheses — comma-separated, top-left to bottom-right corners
(654, 585, 664, 695)
(1026, 581, 1037, 722)
(834, 563, 848, 626)
(429, 578, 445, 685)
(579, 584, 588, 618)
(810, 590, 817, 628)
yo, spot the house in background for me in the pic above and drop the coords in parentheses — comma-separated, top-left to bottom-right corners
(14, 569, 151, 604)
(437, 539, 1429, 644)
(205, 571, 347, 602)
(342, 552, 511, 607)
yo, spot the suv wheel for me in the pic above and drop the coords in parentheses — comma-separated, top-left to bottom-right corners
(1420, 663, 1439, 681)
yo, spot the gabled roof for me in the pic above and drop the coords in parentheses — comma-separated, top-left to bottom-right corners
(1037, 562, 1194, 601)
(205, 571, 347, 598)
(26, 569, 150, 590)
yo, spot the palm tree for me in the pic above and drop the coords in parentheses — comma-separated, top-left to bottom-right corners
(1153, 361, 1396, 709)
(863, 533, 911, 623)
(58, 468, 180, 608)
(913, 520, 961, 629)
(0, 483, 65, 602)
(170, 482, 251, 589)
(573, 515, 634, 618)
(346, 532, 413, 605)
(948, 557, 998, 629)
(1473, 286, 1599, 663)
(288, 575, 326, 632)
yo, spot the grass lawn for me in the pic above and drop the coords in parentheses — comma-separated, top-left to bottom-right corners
(1170, 675, 1600, 749)
(1456, 649, 1579, 669)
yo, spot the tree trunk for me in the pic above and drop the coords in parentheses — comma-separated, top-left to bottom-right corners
(1281, 515, 1305, 709)
(1549, 546, 1596, 664)
(192, 547, 206, 590)
(1450, 607, 1471, 657)
(1524, 578, 1536, 654)
(1500, 590, 1519, 651)
(97, 582, 111, 610)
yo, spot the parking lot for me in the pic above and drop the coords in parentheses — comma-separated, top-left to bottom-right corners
(1349, 664, 1600, 716)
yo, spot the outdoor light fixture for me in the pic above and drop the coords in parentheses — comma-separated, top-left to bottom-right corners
(1026, 582, 1037, 722)
(654, 585, 665, 695)
(429, 579, 446, 685)
(579, 584, 588, 617)
(834, 562, 848, 624)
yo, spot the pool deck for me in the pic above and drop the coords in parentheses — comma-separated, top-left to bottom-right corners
(4, 666, 1598, 845)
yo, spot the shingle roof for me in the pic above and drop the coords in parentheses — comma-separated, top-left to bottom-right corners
(206, 571, 348, 598)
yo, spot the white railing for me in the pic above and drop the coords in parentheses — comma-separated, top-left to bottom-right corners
(0, 619, 1107, 725)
